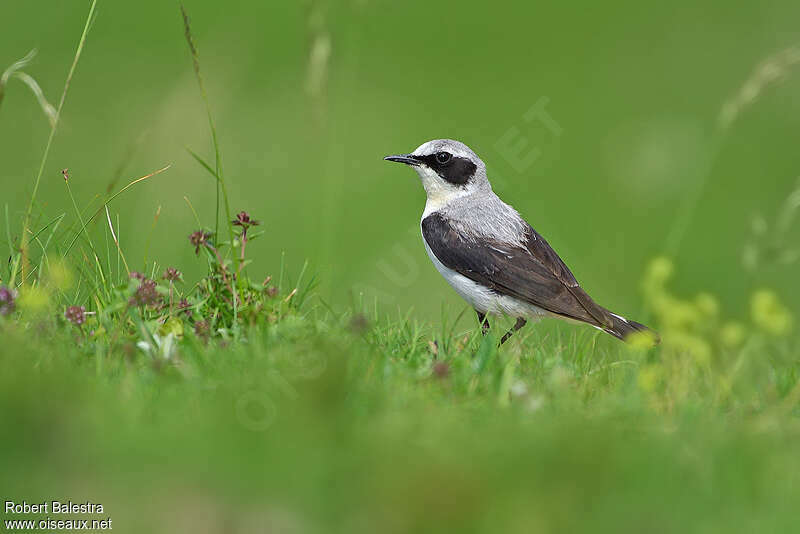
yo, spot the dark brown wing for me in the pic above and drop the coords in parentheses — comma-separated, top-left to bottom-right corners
(524, 225, 579, 287)
(421, 212, 615, 328)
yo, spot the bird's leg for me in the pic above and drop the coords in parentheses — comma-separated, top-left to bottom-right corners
(476, 311, 490, 336)
(499, 317, 527, 345)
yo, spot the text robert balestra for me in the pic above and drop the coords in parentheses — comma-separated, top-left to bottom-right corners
(5, 500, 105, 514)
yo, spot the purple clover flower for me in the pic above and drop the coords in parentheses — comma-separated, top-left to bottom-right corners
(129, 279, 161, 308)
(163, 267, 182, 282)
(189, 230, 212, 255)
(0, 285, 16, 316)
(232, 211, 260, 229)
(64, 305, 86, 325)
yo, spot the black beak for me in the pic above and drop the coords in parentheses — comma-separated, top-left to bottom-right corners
(384, 154, 420, 166)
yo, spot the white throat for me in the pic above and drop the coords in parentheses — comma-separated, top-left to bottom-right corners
(422, 189, 472, 218)
(415, 164, 476, 218)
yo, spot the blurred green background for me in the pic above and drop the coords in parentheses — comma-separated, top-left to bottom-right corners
(2, 3, 800, 532)
(2, 0, 799, 320)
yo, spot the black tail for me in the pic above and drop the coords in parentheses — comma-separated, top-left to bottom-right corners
(604, 314, 660, 344)
(558, 285, 659, 344)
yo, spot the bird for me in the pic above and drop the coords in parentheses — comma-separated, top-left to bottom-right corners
(384, 139, 657, 345)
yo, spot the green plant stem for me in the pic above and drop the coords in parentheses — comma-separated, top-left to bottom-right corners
(20, 0, 98, 283)
(180, 5, 240, 329)
(63, 165, 171, 257)
(184, 148, 240, 325)
(66, 180, 104, 286)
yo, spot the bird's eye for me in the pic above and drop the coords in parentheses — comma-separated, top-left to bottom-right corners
(435, 152, 451, 164)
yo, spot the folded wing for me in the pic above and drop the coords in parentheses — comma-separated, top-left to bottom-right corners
(421, 212, 615, 329)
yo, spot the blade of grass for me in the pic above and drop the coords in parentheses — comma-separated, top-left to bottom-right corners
(21, 0, 98, 283)
(29, 213, 67, 244)
(52, 192, 102, 246)
(64, 164, 171, 256)
(11, 72, 57, 126)
(105, 206, 130, 275)
(5, 204, 14, 257)
(278, 251, 286, 292)
(183, 196, 203, 228)
(116, 213, 121, 280)
(185, 147, 236, 256)
(180, 5, 234, 265)
(143, 205, 162, 270)
(7, 253, 21, 288)
(32, 213, 66, 278)
(184, 147, 241, 327)
(65, 178, 104, 284)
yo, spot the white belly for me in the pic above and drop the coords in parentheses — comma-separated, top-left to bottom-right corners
(421, 235, 548, 319)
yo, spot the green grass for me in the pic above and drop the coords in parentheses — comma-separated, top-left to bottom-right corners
(2, 2, 800, 532)
(1, 296, 799, 533)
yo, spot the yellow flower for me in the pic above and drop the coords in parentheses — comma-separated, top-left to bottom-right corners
(656, 295, 701, 330)
(751, 290, 793, 336)
(720, 322, 746, 348)
(662, 330, 712, 365)
(643, 257, 674, 296)
(648, 257, 674, 284)
(17, 286, 51, 316)
(626, 330, 659, 350)
(159, 317, 185, 339)
(46, 258, 74, 291)
(637, 364, 663, 393)
(695, 293, 719, 318)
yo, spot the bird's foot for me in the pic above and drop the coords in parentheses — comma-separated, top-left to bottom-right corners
(499, 317, 527, 345)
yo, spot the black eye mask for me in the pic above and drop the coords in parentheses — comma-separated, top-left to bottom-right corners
(413, 152, 477, 186)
